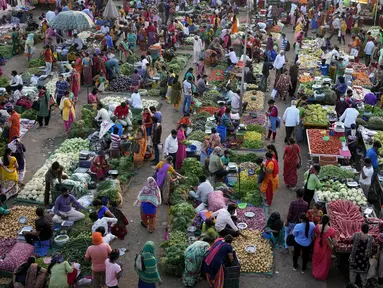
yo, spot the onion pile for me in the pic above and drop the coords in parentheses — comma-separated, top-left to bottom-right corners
(232, 230, 273, 273)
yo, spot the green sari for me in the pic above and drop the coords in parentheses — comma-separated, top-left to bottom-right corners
(12, 31, 20, 55)
(182, 241, 210, 287)
(135, 241, 161, 285)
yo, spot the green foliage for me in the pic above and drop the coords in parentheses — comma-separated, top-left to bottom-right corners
(160, 231, 188, 277)
(187, 130, 206, 141)
(95, 180, 121, 202)
(170, 203, 195, 232)
(229, 151, 261, 164)
(318, 165, 356, 179)
(0, 76, 9, 87)
(180, 158, 204, 177)
(120, 63, 133, 76)
(109, 155, 133, 183)
(81, 106, 97, 128)
(28, 57, 45, 68)
(21, 109, 37, 120)
(170, 184, 189, 205)
(246, 124, 265, 133)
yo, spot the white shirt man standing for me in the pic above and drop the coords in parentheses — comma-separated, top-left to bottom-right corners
(163, 129, 178, 161)
(364, 39, 375, 66)
(283, 100, 300, 143)
(359, 157, 374, 197)
(339, 105, 359, 129)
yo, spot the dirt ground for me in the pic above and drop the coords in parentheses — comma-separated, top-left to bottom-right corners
(2, 5, 356, 287)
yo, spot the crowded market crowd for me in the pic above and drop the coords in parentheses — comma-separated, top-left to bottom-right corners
(1, 0, 383, 286)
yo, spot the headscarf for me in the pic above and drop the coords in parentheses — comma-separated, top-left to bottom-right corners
(50, 253, 64, 265)
(135, 241, 161, 284)
(92, 232, 103, 245)
(137, 177, 161, 207)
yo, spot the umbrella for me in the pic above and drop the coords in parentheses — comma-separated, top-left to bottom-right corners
(49, 11, 94, 31)
(103, 0, 119, 19)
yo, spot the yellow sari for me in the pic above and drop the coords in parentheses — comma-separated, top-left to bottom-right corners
(1, 156, 18, 182)
(133, 127, 147, 167)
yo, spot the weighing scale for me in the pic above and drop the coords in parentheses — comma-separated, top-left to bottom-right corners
(17, 226, 33, 243)
(333, 121, 345, 133)
(79, 150, 94, 168)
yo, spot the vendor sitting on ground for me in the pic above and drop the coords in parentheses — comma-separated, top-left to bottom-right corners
(202, 218, 219, 241)
(221, 149, 231, 166)
(114, 102, 130, 126)
(211, 204, 245, 238)
(52, 187, 86, 223)
(189, 176, 214, 205)
(209, 147, 229, 182)
(0, 194, 9, 215)
(220, 108, 237, 133)
(90, 211, 117, 237)
(23, 207, 53, 245)
(92, 198, 115, 219)
(90, 151, 110, 180)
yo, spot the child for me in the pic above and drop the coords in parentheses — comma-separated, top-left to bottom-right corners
(105, 249, 122, 288)
(320, 59, 329, 76)
(221, 149, 230, 166)
(95, 226, 117, 244)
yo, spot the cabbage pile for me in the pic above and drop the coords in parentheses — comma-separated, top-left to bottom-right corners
(17, 138, 90, 203)
(316, 179, 367, 206)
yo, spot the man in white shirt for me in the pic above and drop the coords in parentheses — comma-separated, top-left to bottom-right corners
(330, 16, 340, 40)
(300, 4, 307, 15)
(130, 89, 142, 109)
(283, 100, 300, 143)
(364, 39, 375, 66)
(339, 104, 359, 130)
(189, 176, 214, 204)
(212, 204, 244, 237)
(95, 103, 111, 122)
(10, 71, 23, 91)
(141, 55, 149, 78)
(359, 157, 374, 197)
(273, 51, 286, 84)
(183, 23, 189, 37)
(182, 77, 193, 115)
(231, 89, 248, 113)
(225, 48, 238, 65)
(163, 129, 178, 162)
(101, 24, 110, 34)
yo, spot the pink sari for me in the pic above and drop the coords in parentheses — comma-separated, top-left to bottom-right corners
(64, 110, 74, 132)
(312, 225, 336, 280)
(175, 128, 186, 169)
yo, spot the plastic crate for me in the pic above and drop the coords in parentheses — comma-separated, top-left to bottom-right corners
(0, 276, 12, 288)
(14, 105, 26, 114)
(223, 252, 240, 288)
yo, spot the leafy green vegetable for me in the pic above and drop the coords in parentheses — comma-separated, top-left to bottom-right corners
(230, 151, 261, 163)
(187, 130, 206, 141)
(160, 231, 188, 277)
(81, 106, 97, 128)
(126, 54, 141, 63)
(180, 158, 204, 177)
(21, 109, 37, 120)
(246, 124, 265, 133)
(0, 76, 9, 87)
(120, 63, 133, 76)
(170, 203, 195, 232)
(147, 88, 160, 97)
(28, 57, 45, 68)
(170, 184, 189, 205)
(95, 179, 121, 203)
(109, 155, 133, 183)
(318, 165, 356, 179)
(242, 139, 264, 149)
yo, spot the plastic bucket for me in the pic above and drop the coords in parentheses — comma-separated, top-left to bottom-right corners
(217, 126, 227, 143)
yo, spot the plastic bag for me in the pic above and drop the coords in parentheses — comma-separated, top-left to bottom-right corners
(350, 48, 359, 57)
(367, 257, 377, 279)
(71, 173, 91, 184)
(271, 88, 278, 100)
(77, 194, 94, 208)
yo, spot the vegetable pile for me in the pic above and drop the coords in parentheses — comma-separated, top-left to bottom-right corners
(147, 88, 160, 97)
(246, 124, 265, 133)
(232, 230, 273, 273)
(0, 76, 9, 87)
(318, 165, 355, 179)
(170, 184, 189, 205)
(0, 206, 36, 238)
(197, 106, 219, 114)
(170, 203, 195, 232)
(28, 57, 45, 68)
(243, 131, 263, 149)
(230, 151, 260, 164)
(316, 179, 367, 205)
(303, 104, 329, 126)
(55, 138, 90, 154)
(187, 130, 206, 141)
(241, 114, 265, 126)
(308, 129, 341, 155)
(208, 70, 225, 82)
(200, 90, 221, 107)
(234, 171, 262, 206)
(21, 109, 37, 120)
(243, 91, 265, 111)
(328, 200, 380, 252)
(109, 76, 131, 92)
(95, 179, 122, 205)
(237, 207, 266, 230)
(160, 231, 188, 277)
(109, 155, 133, 183)
(180, 158, 204, 186)
(120, 63, 133, 76)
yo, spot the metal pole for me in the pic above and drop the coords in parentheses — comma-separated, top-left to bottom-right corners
(239, 3, 249, 116)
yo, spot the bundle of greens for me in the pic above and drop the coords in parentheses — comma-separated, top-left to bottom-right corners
(81, 106, 97, 128)
(147, 88, 161, 97)
(246, 124, 265, 133)
(126, 54, 141, 63)
(120, 63, 133, 76)
(0, 76, 9, 87)
(21, 109, 37, 120)
(70, 212, 93, 237)
(170, 184, 189, 205)
(180, 158, 204, 177)
(61, 232, 92, 276)
(27, 67, 41, 75)
(188, 130, 206, 141)
(109, 155, 133, 183)
(229, 151, 260, 164)
(28, 57, 45, 68)
(170, 203, 195, 232)
(95, 180, 122, 204)
(233, 171, 262, 206)
(69, 120, 95, 138)
(160, 231, 188, 277)
(200, 90, 221, 107)
(0, 45, 12, 59)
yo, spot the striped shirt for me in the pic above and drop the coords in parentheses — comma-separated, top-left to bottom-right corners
(111, 133, 121, 150)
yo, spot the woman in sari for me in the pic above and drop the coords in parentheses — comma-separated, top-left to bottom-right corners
(61, 93, 75, 134)
(138, 26, 147, 51)
(136, 177, 161, 233)
(14, 256, 47, 288)
(1, 148, 18, 183)
(92, 198, 115, 219)
(82, 53, 93, 86)
(261, 152, 279, 206)
(312, 215, 336, 280)
(182, 240, 211, 287)
(135, 241, 162, 287)
(73, 54, 83, 76)
(90, 151, 110, 180)
(109, 200, 129, 240)
(70, 64, 81, 103)
(154, 155, 183, 204)
(7, 108, 20, 143)
(9, 136, 26, 184)
(92, 53, 102, 79)
(265, 212, 285, 248)
(176, 124, 187, 170)
(47, 253, 73, 288)
(283, 138, 301, 189)
(133, 120, 147, 168)
(203, 235, 234, 288)
(231, 15, 238, 34)
(170, 75, 182, 110)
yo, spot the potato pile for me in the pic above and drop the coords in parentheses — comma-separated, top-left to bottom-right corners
(243, 91, 265, 111)
(0, 206, 37, 239)
(232, 230, 273, 273)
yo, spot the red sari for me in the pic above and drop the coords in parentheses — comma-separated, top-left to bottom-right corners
(312, 225, 336, 280)
(283, 144, 300, 187)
